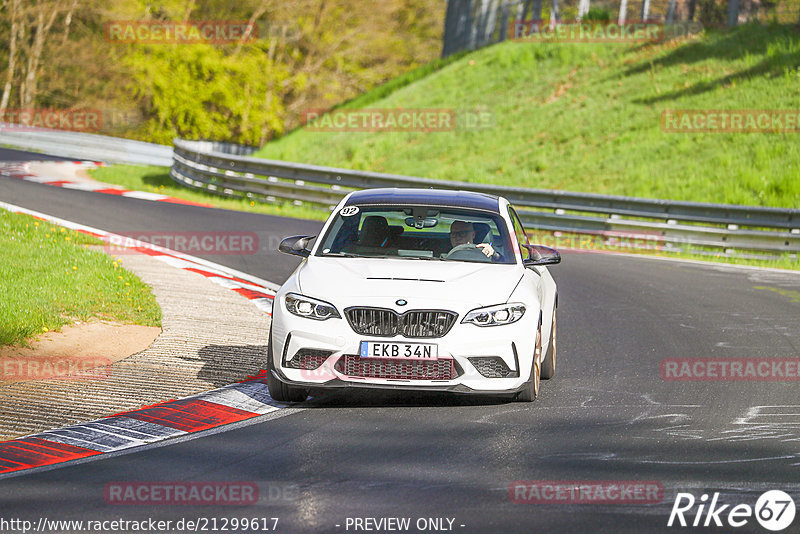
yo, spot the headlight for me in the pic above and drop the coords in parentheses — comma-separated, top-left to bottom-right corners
(462, 303, 526, 327)
(284, 293, 341, 321)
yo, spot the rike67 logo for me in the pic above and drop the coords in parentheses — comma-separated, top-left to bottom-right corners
(668, 490, 796, 531)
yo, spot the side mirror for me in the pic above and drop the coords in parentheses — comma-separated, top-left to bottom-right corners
(522, 244, 561, 267)
(279, 235, 316, 258)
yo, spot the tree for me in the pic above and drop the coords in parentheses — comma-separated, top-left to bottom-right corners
(0, 0, 21, 116)
(0, 0, 80, 117)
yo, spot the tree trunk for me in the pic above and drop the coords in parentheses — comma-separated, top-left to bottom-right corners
(618, 0, 628, 24)
(727, 0, 740, 26)
(20, 2, 62, 109)
(0, 0, 20, 117)
(666, 0, 677, 23)
(550, 0, 559, 27)
(482, 0, 500, 45)
(640, 0, 651, 20)
(578, 0, 591, 19)
(443, 0, 462, 56)
(61, 0, 78, 44)
(234, 0, 270, 57)
(532, 0, 543, 20)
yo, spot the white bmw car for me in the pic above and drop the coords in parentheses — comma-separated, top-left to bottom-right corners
(267, 188, 560, 402)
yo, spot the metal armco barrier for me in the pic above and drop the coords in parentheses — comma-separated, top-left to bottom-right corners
(172, 138, 800, 254)
(0, 125, 172, 166)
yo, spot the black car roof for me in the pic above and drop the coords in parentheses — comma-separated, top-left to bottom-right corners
(344, 188, 501, 212)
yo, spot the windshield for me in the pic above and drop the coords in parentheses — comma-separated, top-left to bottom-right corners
(316, 205, 515, 264)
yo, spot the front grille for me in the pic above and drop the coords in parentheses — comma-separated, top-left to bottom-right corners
(345, 307, 457, 338)
(345, 308, 400, 336)
(286, 349, 333, 370)
(402, 311, 457, 338)
(334, 355, 457, 380)
(468, 357, 517, 378)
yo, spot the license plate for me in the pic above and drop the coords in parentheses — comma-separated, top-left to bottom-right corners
(360, 341, 438, 360)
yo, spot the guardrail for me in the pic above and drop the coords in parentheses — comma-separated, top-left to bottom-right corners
(172, 138, 800, 255)
(3, 125, 795, 256)
(0, 125, 172, 166)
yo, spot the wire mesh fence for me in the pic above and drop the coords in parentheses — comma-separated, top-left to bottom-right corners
(442, 0, 800, 56)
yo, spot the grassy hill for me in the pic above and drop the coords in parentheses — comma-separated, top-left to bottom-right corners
(255, 24, 800, 208)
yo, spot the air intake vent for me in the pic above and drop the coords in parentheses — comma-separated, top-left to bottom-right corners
(286, 349, 332, 370)
(334, 355, 457, 380)
(468, 357, 517, 378)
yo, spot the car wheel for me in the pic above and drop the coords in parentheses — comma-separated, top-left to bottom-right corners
(516, 323, 542, 402)
(266, 326, 309, 403)
(541, 308, 557, 380)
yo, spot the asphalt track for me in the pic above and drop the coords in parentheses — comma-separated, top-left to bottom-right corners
(2, 149, 800, 533)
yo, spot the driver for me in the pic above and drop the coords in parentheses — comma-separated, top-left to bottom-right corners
(448, 220, 498, 260)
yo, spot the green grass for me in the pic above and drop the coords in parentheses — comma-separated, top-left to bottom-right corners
(88, 165, 329, 221)
(255, 24, 800, 208)
(0, 210, 162, 347)
(325, 51, 470, 112)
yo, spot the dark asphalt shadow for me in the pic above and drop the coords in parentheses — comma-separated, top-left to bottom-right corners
(304, 387, 515, 408)
(194, 344, 269, 388)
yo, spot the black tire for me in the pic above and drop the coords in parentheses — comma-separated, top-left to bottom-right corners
(541, 308, 557, 380)
(266, 326, 309, 403)
(516, 324, 542, 402)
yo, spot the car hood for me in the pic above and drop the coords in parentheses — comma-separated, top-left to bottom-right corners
(296, 257, 523, 309)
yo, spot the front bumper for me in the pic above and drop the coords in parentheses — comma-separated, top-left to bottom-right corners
(270, 307, 539, 394)
(269, 368, 529, 396)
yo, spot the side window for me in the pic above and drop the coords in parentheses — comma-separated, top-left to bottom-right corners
(508, 207, 530, 261)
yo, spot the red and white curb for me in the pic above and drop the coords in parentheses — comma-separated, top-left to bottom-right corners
(0, 200, 289, 477)
(0, 372, 280, 476)
(0, 160, 212, 208)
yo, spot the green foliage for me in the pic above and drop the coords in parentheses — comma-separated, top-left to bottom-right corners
(1, 0, 445, 145)
(582, 7, 613, 21)
(698, 0, 727, 27)
(124, 45, 292, 145)
(336, 52, 470, 111)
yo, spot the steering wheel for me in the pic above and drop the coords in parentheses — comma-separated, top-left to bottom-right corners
(444, 243, 491, 262)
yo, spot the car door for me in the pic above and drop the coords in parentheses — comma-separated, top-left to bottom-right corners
(508, 207, 556, 345)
